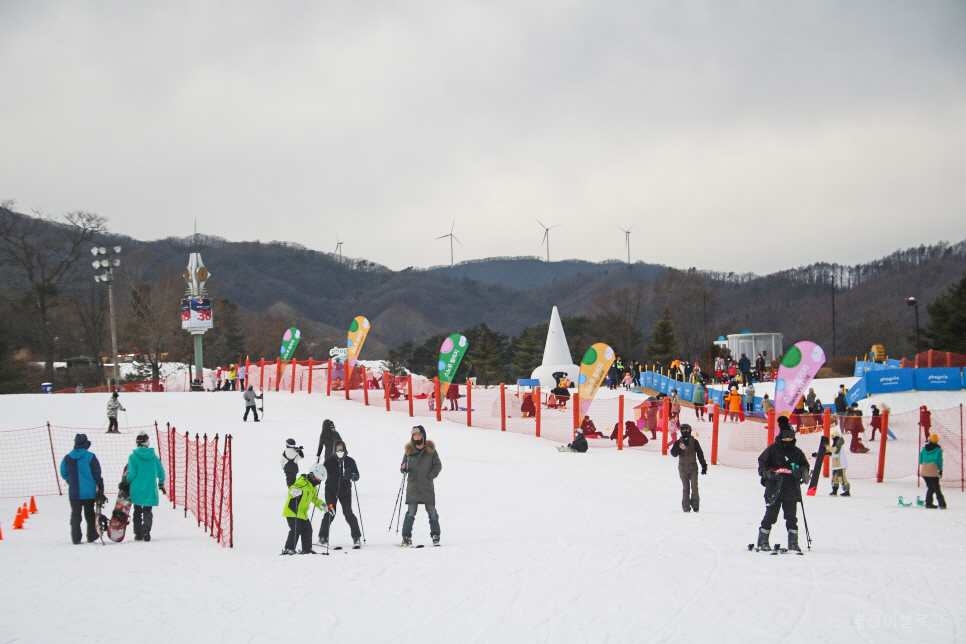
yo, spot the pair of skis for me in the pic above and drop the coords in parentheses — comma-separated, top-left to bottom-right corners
(747, 543, 805, 555)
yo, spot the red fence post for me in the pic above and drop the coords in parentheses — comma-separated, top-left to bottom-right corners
(876, 411, 890, 483)
(766, 409, 776, 447)
(169, 425, 177, 509)
(327, 359, 332, 396)
(661, 397, 670, 455)
(195, 433, 201, 526)
(346, 363, 351, 400)
(500, 383, 506, 431)
(711, 403, 720, 465)
(617, 395, 624, 450)
(466, 380, 473, 427)
(408, 374, 414, 417)
(275, 358, 281, 392)
(211, 434, 219, 542)
(46, 422, 62, 496)
(823, 408, 832, 478)
(308, 357, 314, 394)
(202, 433, 209, 533)
(363, 368, 370, 406)
(535, 386, 541, 438)
(183, 431, 189, 516)
(259, 358, 265, 390)
(225, 435, 233, 548)
(435, 377, 442, 422)
(385, 374, 391, 411)
(216, 437, 226, 544)
(291, 358, 297, 394)
(573, 392, 580, 442)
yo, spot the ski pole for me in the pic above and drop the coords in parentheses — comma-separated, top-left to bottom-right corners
(396, 476, 408, 535)
(389, 472, 405, 531)
(354, 480, 365, 543)
(123, 410, 129, 429)
(799, 499, 812, 550)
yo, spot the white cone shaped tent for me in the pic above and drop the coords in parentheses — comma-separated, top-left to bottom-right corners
(530, 306, 580, 389)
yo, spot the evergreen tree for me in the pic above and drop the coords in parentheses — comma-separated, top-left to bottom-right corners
(510, 326, 544, 380)
(923, 273, 966, 354)
(646, 307, 678, 364)
(464, 323, 508, 386)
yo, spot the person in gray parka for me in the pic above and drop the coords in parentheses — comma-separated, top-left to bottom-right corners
(243, 386, 262, 422)
(400, 425, 442, 547)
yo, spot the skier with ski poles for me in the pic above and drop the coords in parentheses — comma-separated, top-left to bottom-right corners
(399, 425, 442, 547)
(317, 441, 362, 549)
(754, 416, 810, 553)
(282, 463, 327, 555)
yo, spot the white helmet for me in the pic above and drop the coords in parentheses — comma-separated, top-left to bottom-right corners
(308, 463, 326, 482)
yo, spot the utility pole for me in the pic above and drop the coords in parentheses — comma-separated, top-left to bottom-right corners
(92, 246, 122, 388)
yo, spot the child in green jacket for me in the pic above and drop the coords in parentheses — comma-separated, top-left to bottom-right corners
(283, 463, 327, 554)
(919, 435, 946, 509)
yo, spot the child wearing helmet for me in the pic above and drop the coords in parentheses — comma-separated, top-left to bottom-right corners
(282, 463, 327, 554)
(828, 428, 850, 497)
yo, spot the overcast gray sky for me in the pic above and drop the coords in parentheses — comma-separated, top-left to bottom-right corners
(2, 1, 965, 274)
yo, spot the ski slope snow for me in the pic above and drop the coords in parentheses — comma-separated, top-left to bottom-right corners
(0, 389, 962, 643)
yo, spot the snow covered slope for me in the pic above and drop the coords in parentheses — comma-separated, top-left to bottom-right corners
(0, 390, 961, 643)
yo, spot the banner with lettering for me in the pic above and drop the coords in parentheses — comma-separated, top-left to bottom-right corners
(438, 334, 469, 396)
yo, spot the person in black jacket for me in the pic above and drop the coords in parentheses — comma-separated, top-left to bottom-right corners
(755, 416, 810, 552)
(670, 424, 707, 512)
(317, 440, 362, 548)
(559, 427, 588, 452)
(738, 353, 752, 384)
(316, 419, 343, 462)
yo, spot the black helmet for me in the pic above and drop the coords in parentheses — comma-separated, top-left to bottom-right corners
(680, 424, 692, 434)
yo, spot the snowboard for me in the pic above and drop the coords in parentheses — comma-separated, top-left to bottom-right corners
(260, 390, 265, 418)
(105, 465, 132, 542)
(95, 497, 108, 545)
(806, 435, 829, 496)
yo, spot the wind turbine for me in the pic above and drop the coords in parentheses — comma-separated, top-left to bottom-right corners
(435, 219, 462, 266)
(334, 235, 343, 262)
(618, 224, 634, 265)
(536, 218, 561, 262)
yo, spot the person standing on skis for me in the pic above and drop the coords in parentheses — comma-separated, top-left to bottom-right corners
(317, 440, 362, 548)
(670, 424, 707, 512)
(400, 425, 442, 547)
(282, 463, 327, 555)
(755, 416, 810, 552)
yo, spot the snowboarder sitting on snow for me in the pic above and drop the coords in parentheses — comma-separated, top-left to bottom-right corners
(281, 438, 304, 487)
(828, 429, 850, 496)
(318, 441, 362, 548)
(560, 427, 588, 452)
(126, 432, 166, 542)
(60, 433, 106, 544)
(580, 416, 602, 438)
(242, 385, 262, 422)
(755, 416, 810, 553)
(521, 394, 536, 418)
(400, 425, 442, 547)
(671, 424, 707, 512)
(610, 420, 648, 447)
(283, 463, 327, 555)
(316, 419, 343, 462)
(106, 392, 125, 433)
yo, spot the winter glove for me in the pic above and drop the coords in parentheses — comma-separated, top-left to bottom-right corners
(350, 472, 359, 482)
(796, 467, 810, 484)
(940, 470, 943, 479)
(159, 483, 167, 495)
(95, 488, 107, 505)
(701, 467, 707, 475)
(289, 488, 302, 498)
(327, 504, 336, 517)
(118, 480, 130, 492)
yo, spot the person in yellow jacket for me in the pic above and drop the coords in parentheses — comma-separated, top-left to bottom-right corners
(282, 463, 327, 554)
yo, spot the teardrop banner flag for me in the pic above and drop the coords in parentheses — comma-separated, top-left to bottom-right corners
(577, 343, 615, 415)
(438, 334, 469, 396)
(280, 328, 301, 360)
(774, 341, 826, 420)
(346, 316, 370, 368)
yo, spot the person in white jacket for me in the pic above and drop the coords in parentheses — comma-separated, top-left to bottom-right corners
(281, 438, 304, 486)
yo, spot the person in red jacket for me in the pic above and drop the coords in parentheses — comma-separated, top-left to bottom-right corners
(580, 416, 603, 438)
(919, 406, 932, 442)
(445, 383, 460, 411)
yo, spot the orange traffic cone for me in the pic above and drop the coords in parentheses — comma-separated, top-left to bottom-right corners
(21, 503, 28, 521)
(0, 522, 4, 540)
(29, 497, 37, 514)
(13, 508, 24, 530)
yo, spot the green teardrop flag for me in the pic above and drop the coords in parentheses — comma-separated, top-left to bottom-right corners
(438, 334, 469, 396)
(280, 327, 301, 361)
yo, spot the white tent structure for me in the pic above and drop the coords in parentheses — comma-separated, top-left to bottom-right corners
(530, 306, 580, 388)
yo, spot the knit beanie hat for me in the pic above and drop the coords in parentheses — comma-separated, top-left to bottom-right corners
(929, 434, 939, 443)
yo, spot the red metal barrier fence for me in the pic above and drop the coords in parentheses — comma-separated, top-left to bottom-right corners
(156, 424, 233, 548)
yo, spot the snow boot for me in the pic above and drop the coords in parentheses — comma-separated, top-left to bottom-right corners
(432, 534, 440, 547)
(353, 538, 362, 548)
(401, 536, 412, 547)
(134, 532, 143, 541)
(788, 530, 802, 553)
(316, 537, 328, 547)
(281, 549, 296, 555)
(143, 532, 151, 542)
(756, 528, 771, 551)
(829, 485, 838, 496)
(840, 486, 850, 497)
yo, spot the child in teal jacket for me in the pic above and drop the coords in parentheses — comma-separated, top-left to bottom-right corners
(126, 432, 167, 541)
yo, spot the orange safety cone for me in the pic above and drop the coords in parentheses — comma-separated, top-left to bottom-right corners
(21, 503, 29, 521)
(0, 522, 4, 540)
(29, 497, 37, 514)
(13, 508, 24, 530)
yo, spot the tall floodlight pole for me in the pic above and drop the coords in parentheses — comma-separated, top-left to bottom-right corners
(906, 297, 920, 356)
(92, 246, 122, 388)
(182, 253, 213, 388)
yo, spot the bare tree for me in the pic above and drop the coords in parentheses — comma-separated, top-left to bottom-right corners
(0, 201, 108, 381)
(592, 280, 649, 360)
(653, 269, 713, 360)
(122, 251, 184, 381)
